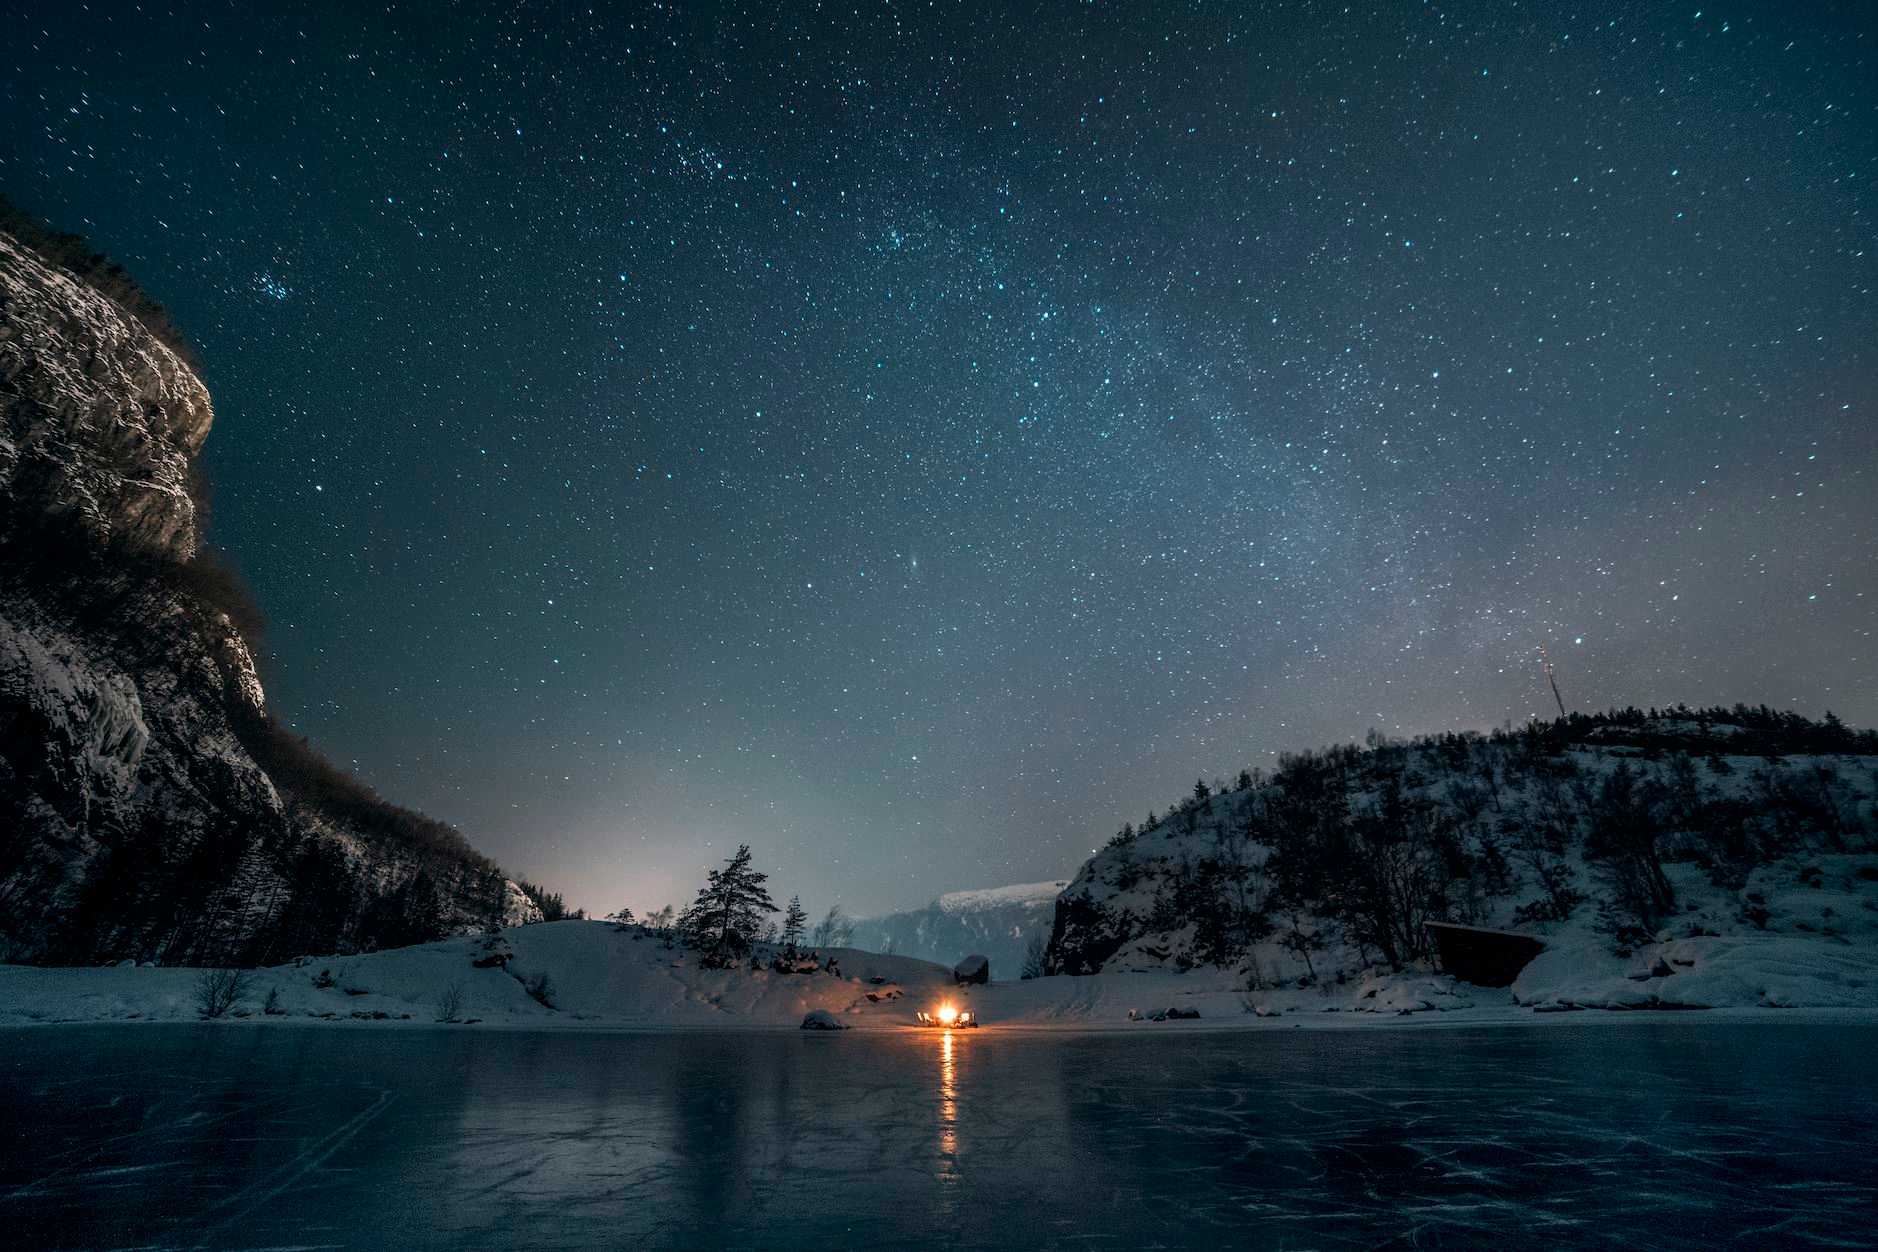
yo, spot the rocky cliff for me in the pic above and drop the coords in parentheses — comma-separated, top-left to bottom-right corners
(1043, 709, 1878, 1008)
(0, 226, 539, 965)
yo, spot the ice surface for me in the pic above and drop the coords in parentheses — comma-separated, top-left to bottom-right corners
(1, 1022, 1874, 1250)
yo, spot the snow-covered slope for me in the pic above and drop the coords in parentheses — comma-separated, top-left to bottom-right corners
(0, 921, 960, 1030)
(850, 879, 1068, 978)
(1044, 710, 1878, 1012)
(0, 225, 539, 965)
(5, 915, 1873, 1031)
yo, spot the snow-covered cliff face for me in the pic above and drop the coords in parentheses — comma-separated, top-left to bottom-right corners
(850, 880, 1068, 979)
(0, 227, 540, 965)
(0, 236, 210, 561)
(1044, 711, 1878, 1007)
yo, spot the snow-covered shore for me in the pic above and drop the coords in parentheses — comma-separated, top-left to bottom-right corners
(3, 916, 1873, 1033)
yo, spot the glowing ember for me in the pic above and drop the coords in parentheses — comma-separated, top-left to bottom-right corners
(936, 1003, 959, 1026)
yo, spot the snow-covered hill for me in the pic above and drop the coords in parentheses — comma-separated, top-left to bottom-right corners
(850, 879, 1068, 978)
(1044, 709, 1878, 1012)
(0, 921, 961, 1030)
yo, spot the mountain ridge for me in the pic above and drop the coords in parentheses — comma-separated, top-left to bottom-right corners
(851, 878, 1069, 977)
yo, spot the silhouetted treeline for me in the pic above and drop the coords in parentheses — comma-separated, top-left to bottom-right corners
(0, 508, 265, 661)
(1538, 703, 1878, 757)
(516, 879, 572, 921)
(230, 706, 495, 872)
(1, 192, 199, 368)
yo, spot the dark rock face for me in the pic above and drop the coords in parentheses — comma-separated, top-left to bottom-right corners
(1425, 923, 1545, 988)
(0, 229, 538, 966)
(1042, 891, 1133, 977)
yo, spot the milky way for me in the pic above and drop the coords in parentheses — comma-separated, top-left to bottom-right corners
(4, 2, 1873, 916)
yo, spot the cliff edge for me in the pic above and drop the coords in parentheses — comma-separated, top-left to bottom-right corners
(0, 224, 539, 965)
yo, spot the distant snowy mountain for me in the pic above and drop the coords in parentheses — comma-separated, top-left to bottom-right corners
(851, 879, 1069, 979)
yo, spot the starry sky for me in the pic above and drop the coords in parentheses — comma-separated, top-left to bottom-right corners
(4, 2, 1874, 919)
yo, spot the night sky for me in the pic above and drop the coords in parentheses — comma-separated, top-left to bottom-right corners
(4, 2, 1874, 918)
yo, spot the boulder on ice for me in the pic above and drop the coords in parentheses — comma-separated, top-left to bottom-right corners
(800, 1009, 848, 1031)
(1425, 922, 1545, 988)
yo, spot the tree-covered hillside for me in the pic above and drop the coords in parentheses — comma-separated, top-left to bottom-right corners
(1045, 707, 1878, 989)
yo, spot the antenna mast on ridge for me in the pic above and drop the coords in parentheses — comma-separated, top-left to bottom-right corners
(1540, 643, 1567, 719)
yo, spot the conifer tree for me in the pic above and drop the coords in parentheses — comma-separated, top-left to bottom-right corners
(677, 845, 777, 968)
(781, 895, 808, 955)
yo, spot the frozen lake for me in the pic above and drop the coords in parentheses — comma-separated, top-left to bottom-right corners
(2, 1021, 1874, 1250)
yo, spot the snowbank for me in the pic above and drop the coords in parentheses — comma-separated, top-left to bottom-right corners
(1506, 854, 1878, 1010)
(0, 922, 959, 1030)
(1513, 934, 1878, 1011)
(2, 915, 1873, 1033)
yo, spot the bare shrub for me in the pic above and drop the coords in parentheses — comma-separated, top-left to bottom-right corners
(1020, 933, 1047, 980)
(193, 968, 249, 1019)
(523, 972, 555, 1009)
(436, 980, 466, 1023)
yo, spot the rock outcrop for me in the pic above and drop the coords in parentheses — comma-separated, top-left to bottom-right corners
(0, 227, 540, 966)
(0, 235, 210, 561)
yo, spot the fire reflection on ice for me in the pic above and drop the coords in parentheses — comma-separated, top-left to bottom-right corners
(937, 1029, 958, 1176)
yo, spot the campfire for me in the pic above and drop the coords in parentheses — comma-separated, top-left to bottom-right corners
(915, 1002, 977, 1028)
